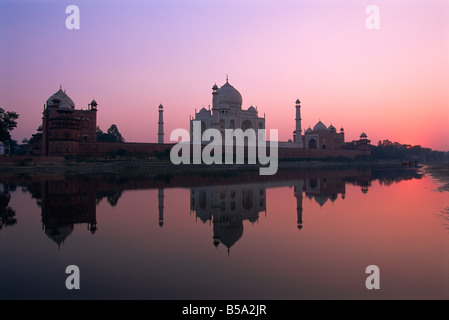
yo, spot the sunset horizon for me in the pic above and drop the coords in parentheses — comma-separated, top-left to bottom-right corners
(1, 0, 448, 152)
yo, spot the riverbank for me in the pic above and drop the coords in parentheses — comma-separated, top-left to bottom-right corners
(0, 155, 412, 176)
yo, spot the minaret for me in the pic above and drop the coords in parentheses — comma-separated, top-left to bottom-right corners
(294, 180, 304, 230)
(211, 83, 220, 130)
(158, 104, 164, 144)
(294, 99, 304, 148)
(158, 188, 164, 227)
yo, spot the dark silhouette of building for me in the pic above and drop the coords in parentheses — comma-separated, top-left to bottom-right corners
(39, 179, 97, 248)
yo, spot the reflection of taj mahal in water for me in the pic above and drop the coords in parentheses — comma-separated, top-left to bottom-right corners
(24, 175, 349, 251)
(190, 178, 346, 254)
(14, 168, 420, 251)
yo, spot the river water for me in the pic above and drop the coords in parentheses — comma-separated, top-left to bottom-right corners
(1, 165, 449, 299)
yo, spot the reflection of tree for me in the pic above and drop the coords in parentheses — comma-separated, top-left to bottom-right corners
(436, 207, 449, 231)
(346, 168, 422, 190)
(0, 193, 17, 230)
(96, 191, 122, 207)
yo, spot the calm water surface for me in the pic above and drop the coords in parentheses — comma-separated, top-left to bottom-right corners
(1, 165, 449, 299)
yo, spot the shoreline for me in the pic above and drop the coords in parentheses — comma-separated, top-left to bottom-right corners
(0, 155, 431, 176)
(420, 162, 449, 192)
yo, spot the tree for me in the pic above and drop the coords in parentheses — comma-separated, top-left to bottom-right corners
(96, 124, 125, 143)
(107, 124, 124, 143)
(0, 108, 19, 143)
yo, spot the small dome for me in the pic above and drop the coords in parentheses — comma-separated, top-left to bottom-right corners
(247, 106, 257, 113)
(314, 195, 328, 207)
(313, 121, 327, 131)
(158, 104, 163, 109)
(47, 88, 75, 109)
(212, 83, 219, 91)
(218, 81, 242, 109)
(295, 99, 301, 104)
(360, 132, 367, 139)
(199, 107, 208, 113)
(305, 127, 313, 134)
(328, 124, 336, 132)
(45, 224, 74, 246)
(218, 222, 243, 250)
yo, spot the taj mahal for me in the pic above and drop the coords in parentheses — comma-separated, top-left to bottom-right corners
(188, 77, 348, 150)
(30, 77, 371, 158)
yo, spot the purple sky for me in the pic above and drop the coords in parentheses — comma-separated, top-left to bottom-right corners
(1, 0, 448, 150)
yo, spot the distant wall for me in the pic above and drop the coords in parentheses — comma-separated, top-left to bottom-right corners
(78, 141, 370, 159)
(277, 147, 370, 159)
(79, 142, 175, 157)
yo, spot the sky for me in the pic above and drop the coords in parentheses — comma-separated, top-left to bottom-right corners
(0, 0, 448, 151)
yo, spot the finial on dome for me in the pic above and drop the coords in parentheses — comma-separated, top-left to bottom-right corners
(226, 74, 229, 83)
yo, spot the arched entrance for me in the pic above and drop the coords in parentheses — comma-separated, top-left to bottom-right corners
(242, 120, 253, 131)
(308, 138, 317, 149)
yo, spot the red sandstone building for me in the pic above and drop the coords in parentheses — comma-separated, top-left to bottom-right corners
(32, 87, 98, 156)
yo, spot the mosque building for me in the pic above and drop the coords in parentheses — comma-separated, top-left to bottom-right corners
(303, 120, 345, 150)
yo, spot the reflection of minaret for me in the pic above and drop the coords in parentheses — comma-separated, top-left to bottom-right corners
(294, 180, 304, 230)
(158, 104, 164, 144)
(158, 188, 164, 227)
(211, 186, 222, 249)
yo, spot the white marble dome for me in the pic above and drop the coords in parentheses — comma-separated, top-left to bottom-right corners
(218, 81, 242, 109)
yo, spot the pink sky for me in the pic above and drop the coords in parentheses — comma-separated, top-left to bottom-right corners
(1, 0, 448, 151)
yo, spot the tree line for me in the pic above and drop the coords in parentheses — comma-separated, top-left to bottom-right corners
(370, 140, 449, 162)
